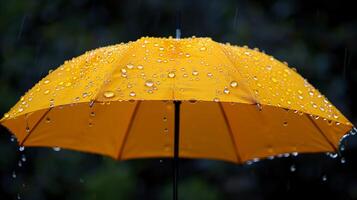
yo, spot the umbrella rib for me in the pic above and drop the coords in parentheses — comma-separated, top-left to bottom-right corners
(20, 108, 53, 146)
(218, 103, 242, 163)
(117, 101, 142, 160)
(306, 115, 338, 152)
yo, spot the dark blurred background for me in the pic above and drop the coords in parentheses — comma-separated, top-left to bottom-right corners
(0, 0, 356, 199)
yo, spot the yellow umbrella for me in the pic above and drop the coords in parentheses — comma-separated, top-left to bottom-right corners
(0, 36, 353, 199)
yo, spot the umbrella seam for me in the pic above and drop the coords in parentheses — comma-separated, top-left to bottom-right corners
(305, 114, 338, 152)
(213, 41, 259, 104)
(218, 102, 242, 163)
(117, 101, 142, 160)
(92, 43, 136, 101)
(20, 108, 53, 146)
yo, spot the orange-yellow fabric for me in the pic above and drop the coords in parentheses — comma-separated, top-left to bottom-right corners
(0, 37, 353, 163)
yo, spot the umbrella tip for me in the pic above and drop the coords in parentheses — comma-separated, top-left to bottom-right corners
(176, 29, 181, 39)
(175, 10, 181, 39)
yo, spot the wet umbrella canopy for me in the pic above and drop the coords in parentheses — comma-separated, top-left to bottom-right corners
(0, 36, 353, 162)
(1, 1, 357, 200)
(0, 36, 354, 199)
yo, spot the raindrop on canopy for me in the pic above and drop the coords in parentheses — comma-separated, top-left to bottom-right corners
(168, 71, 176, 78)
(145, 80, 154, 87)
(103, 91, 115, 98)
(126, 64, 134, 69)
(230, 81, 238, 88)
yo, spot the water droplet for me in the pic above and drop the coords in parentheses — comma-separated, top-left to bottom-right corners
(103, 91, 115, 98)
(10, 135, 16, 142)
(283, 121, 288, 127)
(256, 103, 262, 111)
(89, 100, 95, 107)
(168, 71, 176, 78)
(126, 64, 134, 69)
(129, 91, 136, 97)
(223, 88, 230, 94)
(45, 117, 51, 123)
(74, 97, 80, 102)
(53, 147, 61, 151)
(200, 47, 206, 51)
(326, 152, 337, 158)
(213, 97, 220, 102)
(145, 80, 154, 87)
(137, 65, 144, 70)
(19, 146, 25, 152)
(18, 161, 22, 167)
(322, 175, 327, 182)
(188, 99, 197, 104)
(90, 112, 95, 117)
(290, 164, 296, 172)
(3, 113, 10, 119)
(44, 80, 50, 84)
(192, 70, 199, 76)
(82, 92, 89, 98)
(44, 89, 50, 95)
(207, 72, 213, 78)
(121, 68, 127, 74)
(21, 154, 26, 162)
(266, 65, 272, 70)
(341, 157, 346, 164)
(230, 81, 238, 88)
(311, 102, 318, 108)
(26, 126, 30, 133)
(185, 53, 190, 58)
(163, 117, 167, 122)
(12, 171, 16, 179)
(18, 107, 24, 113)
(159, 47, 164, 51)
(309, 91, 314, 96)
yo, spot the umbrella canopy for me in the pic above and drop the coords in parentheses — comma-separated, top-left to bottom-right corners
(0, 37, 353, 163)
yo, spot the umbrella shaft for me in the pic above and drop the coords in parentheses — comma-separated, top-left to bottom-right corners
(173, 100, 181, 200)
